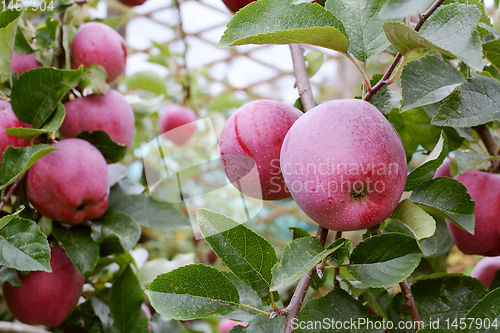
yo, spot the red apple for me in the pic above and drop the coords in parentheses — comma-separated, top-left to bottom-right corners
(434, 157, 452, 178)
(26, 138, 109, 225)
(219, 99, 302, 200)
(446, 169, 500, 256)
(471, 256, 500, 288)
(159, 106, 198, 145)
(119, 0, 147, 6)
(222, 0, 256, 13)
(71, 22, 127, 83)
(11, 52, 42, 76)
(60, 90, 135, 149)
(218, 319, 248, 333)
(2, 246, 84, 327)
(0, 100, 31, 160)
(280, 99, 407, 231)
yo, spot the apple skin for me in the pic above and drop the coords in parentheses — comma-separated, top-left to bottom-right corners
(434, 157, 452, 178)
(159, 106, 198, 145)
(26, 138, 109, 225)
(0, 100, 31, 160)
(218, 319, 249, 333)
(60, 90, 135, 149)
(222, 0, 256, 13)
(71, 22, 127, 83)
(11, 52, 42, 76)
(280, 99, 407, 231)
(471, 256, 500, 288)
(119, 0, 147, 6)
(2, 246, 84, 327)
(218, 100, 302, 201)
(446, 170, 500, 256)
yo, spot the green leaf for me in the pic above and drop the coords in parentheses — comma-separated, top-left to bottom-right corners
(0, 144, 57, 190)
(0, 217, 51, 272)
(52, 223, 99, 276)
(379, 0, 434, 20)
(296, 288, 383, 333)
(218, 0, 349, 54)
(197, 209, 277, 298)
(391, 275, 488, 331)
(368, 74, 401, 115)
(79, 65, 110, 95)
(110, 265, 149, 333)
(483, 38, 500, 73)
(0, 209, 22, 230)
(125, 70, 167, 95)
(109, 194, 190, 232)
(401, 55, 466, 111)
(76, 130, 127, 163)
(388, 107, 442, 160)
(271, 236, 346, 291)
(92, 297, 115, 333)
(289, 227, 310, 240)
(223, 272, 280, 322)
(0, 10, 22, 82)
(5, 103, 66, 141)
(146, 264, 239, 320)
(35, 17, 60, 49)
(14, 26, 35, 55)
(391, 199, 436, 240)
(462, 287, 500, 333)
(405, 131, 448, 191)
(110, 179, 145, 202)
(10, 67, 83, 128)
(90, 210, 141, 252)
(347, 233, 422, 288)
(455, 150, 500, 174)
(326, 0, 390, 61)
(432, 76, 500, 127)
(304, 51, 323, 78)
(383, 4, 483, 71)
(390, 199, 437, 256)
(150, 314, 185, 333)
(0, 266, 22, 286)
(230, 315, 286, 333)
(326, 237, 351, 267)
(410, 177, 475, 233)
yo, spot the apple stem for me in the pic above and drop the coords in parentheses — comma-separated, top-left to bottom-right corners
(0, 172, 26, 213)
(400, 279, 423, 331)
(334, 231, 342, 288)
(364, 0, 446, 102)
(238, 303, 272, 317)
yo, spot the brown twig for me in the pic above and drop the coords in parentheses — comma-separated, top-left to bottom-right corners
(173, 0, 192, 107)
(0, 173, 26, 213)
(289, 44, 316, 111)
(474, 125, 500, 172)
(363, 0, 446, 102)
(399, 279, 423, 331)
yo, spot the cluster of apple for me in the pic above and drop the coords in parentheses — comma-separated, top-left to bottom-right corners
(434, 158, 500, 287)
(219, 99, 407, 231)
(0, 21, 132, 328)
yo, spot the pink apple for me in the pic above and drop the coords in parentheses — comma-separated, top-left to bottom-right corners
(11, 52, 42, 76)
(218, 319, 248, 333)
(222, 0, 256, 13)
(219, 99, 302, 201)
(471, 256, 500, 288)
(26, 138, 109, 225)
(2, 246, 84, 327)
(280, 99, 407, 231)
(446, 170, 500, 256)
(159, 106, 198, 145)
(60, 90, 135, 149)
(119, 0, 147, 6)
(71, 22, 127, 83)
(434, 157, 452, 178)
(0, 100, 31, 160)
